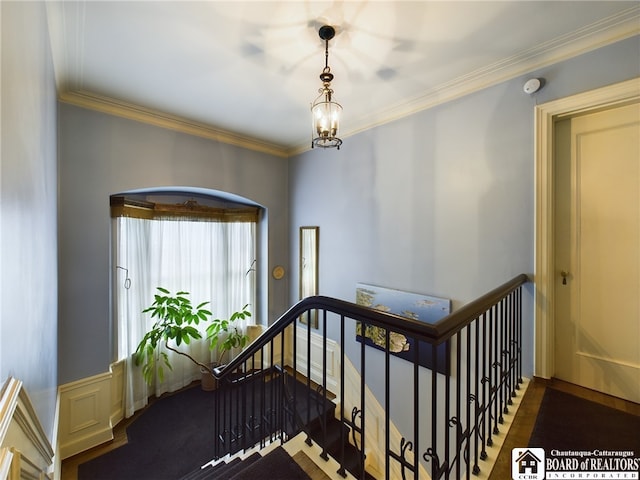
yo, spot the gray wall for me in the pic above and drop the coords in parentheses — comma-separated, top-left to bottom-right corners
(58, 106, 289, 384)
(289, 35, 640, 381)
(0, 1, 58, 440)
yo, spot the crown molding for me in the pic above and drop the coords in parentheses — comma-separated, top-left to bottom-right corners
(57, 6, 639, 159)
(58, 90, 290, 158)
(335, 5, 640, 150)
(287, 5, 640, 156)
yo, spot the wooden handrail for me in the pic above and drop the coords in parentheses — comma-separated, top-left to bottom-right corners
(215, 274, 529, 379)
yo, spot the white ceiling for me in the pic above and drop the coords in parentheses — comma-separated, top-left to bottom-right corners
(47, 1, 639, 156)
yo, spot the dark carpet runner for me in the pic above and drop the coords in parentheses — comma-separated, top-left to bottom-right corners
(78, 386, 217, 480)
(77, 377, 327, 480)
(528, 388, 640, 452)
(227, 447, 310, 480)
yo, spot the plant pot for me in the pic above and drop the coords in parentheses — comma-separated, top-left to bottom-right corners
(200, 363, 219, 391)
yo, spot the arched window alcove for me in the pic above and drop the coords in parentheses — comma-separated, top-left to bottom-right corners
(109, 186, 266, 413)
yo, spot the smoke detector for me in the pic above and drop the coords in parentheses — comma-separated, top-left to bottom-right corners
(523, 78, 543, 94)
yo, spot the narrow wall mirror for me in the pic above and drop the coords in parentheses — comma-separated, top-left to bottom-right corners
(299, 226, 319, 328)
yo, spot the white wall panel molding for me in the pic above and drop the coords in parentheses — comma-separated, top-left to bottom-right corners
(109, 361, 125, 428)
(58, 372, 112, 460)
(0, 377, 54, 480)
(294, 328, 340, 396)
(0, 447, 13, 479)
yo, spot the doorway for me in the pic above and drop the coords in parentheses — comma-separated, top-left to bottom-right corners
(534, 78, 640, 401)
(553, 103, 639, 403)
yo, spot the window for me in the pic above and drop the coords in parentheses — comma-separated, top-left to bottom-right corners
(111, 194, 258, 415)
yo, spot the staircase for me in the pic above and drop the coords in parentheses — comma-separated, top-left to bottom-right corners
(203, 274, 529, 479)
(181, 369, 373, 480)
(181, 445, 318, 480)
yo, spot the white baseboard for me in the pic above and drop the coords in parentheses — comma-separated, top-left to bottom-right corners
(473, 377, 530, 480)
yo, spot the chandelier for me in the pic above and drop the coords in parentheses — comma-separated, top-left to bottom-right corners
(311, 25, 342, 149)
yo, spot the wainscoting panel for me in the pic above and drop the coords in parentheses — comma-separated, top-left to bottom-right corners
(58, 372, 112, 459)
(294, 328, 339, 395)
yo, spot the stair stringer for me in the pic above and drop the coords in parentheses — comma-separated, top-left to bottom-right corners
(340, 359, 532, 479)
(339, 356, 430, 480)
(291, 328, 428, 479)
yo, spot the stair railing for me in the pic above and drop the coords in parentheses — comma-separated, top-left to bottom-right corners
(212, 273, 529, 479)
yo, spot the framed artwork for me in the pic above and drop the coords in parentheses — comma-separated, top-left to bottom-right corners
(355, 283, 451, 374)
(299, 226, 319, 328)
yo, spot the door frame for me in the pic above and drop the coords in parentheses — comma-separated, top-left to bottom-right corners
(534, 77, 640, 379)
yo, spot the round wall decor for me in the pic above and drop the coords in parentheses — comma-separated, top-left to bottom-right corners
(272, 265, 285, 280)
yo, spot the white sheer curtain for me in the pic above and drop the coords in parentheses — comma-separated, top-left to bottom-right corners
(115, 216, 255, 417)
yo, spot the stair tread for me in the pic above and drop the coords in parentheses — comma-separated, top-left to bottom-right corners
(210, 453, 261, 480)
(209, 371, 374, 480)
(179, 461, 218, 480)
(310, 416, 349, 450)
(228, 446, 311, 480)
(309, 417, 375, 480)
(184, 457, 241, 480)
(291, 451, 332, 480)
(180, 464, 215, 480)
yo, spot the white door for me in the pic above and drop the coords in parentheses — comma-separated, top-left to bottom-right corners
(554, 102, 640, 403)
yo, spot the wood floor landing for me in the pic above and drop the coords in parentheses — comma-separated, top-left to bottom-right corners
(488, 377, 640, 480)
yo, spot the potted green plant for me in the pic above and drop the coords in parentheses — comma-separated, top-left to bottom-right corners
(134, 287, 251, 387)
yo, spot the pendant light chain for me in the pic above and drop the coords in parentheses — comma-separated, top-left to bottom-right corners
(324, 38, 330, 72)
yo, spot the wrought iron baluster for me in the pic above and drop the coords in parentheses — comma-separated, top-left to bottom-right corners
(480, 312, 488, 460)
(306, 311, 312, 445)
(423, 447, 445, 480)
(465, 323, 475, 478)
(338, 315, 346, 478)
(431, 336, 439, 479)
(206, 275, 528, 480)
(414, 334, 420, 480)
(385, 328, 391, 480)
(490, 305, 499, 439)
(455, 332, 462, 478)
(400, 437, 414, 480)
(445, 337, 452, 476)
(321, 309, 329, 460)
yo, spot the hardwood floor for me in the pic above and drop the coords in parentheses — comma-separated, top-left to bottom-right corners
(488, 377, 640, 480)
(61, 414, 132, 480)
(62, 378, 638, 480)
